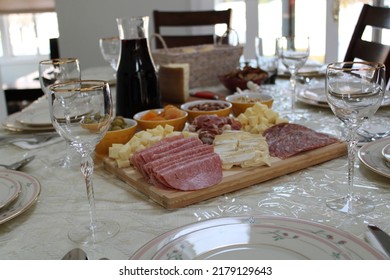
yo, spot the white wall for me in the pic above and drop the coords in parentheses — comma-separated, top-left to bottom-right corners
(55, 0, 195, 71)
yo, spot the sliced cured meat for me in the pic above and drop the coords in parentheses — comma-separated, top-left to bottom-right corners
(156, 153, 223, 191)
(144, 144, 214, 183)
(131, 136, 198, 175)
(263, 123, 339, 159)
(188, 115, 242, 144)
(130, 135, 223, 191)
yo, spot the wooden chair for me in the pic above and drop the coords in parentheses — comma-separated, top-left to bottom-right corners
(153, 9, 231, 49)
(344, 4, 390, 81)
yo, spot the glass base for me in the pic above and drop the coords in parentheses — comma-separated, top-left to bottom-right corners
(326, 195, 374, 215)
(68, 220, 120, 245)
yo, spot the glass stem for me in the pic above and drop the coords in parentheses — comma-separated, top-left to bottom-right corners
(290, 71, 297, 116)
(80, 153, 97, 232)
(63, 140, 72, 167)
(346, 126, 358, 200)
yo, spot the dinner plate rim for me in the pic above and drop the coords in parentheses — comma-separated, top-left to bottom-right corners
(358, 137, 390, 179)
(0, 170, 41, 224)
(130, 215, 385, 260)
(0, 174, 22, 210)
(2, 111, 54, 132)
(297, 87, 390, 108)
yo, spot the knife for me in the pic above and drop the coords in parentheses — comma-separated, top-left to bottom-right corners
(190, 91, 220, 100)
(366, 225, 390, 257)
(62, 248, 88, 260)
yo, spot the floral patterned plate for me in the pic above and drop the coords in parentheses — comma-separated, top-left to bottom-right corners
(131, 216, 385, 260)
(0, 175, 21, 210)
(358, 137, 390, 179)
(0, 170, 41, 224)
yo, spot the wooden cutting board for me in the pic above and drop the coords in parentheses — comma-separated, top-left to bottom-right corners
(103, 141, 347, 209)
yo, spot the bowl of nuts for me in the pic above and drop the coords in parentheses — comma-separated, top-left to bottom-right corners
(95, 116, 137, 156)
(218, 66, 269, 92)
(180, 100, 232, 123)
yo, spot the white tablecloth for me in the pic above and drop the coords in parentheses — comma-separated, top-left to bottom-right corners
(0, 78, 389, 260)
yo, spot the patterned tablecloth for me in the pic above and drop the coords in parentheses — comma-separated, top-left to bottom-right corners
(0, 76, 389, 260)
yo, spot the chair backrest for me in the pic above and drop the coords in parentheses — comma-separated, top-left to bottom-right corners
(153, 9, 231, 49)
(344, 4, 390, 81)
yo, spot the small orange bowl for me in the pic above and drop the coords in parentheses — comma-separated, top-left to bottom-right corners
(95, 118, 137, 155)
(180, 100, 232, 123)
(226, 92, 274, 117)
(133, 108, 188, 131)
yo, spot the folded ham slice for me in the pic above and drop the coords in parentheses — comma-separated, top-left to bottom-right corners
(131, 135, 223, 190)
(263, 123, 339, 159)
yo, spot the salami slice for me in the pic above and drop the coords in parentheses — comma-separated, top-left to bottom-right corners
(144, 144, 214, 183)
(130, 135, 223, 191)
(156, 153, 223, 191)
(263, 123, 339, 159)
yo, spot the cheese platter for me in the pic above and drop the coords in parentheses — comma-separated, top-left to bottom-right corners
(103, 140, 347, 209)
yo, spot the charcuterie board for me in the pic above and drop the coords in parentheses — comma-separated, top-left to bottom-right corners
(103, 141, 347, 209)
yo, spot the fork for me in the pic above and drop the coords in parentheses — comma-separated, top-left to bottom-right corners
(0, 133, 59, 146)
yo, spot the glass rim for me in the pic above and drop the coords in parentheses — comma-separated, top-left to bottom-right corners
(39, 58, 79, 65)
(116, 16, 149, 22)
(49, 79, 109, 92)
(99, 36, 119, 41)
(327, 61, 385, 71)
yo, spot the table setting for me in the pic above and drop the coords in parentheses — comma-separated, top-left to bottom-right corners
(1, 25, 390, 260)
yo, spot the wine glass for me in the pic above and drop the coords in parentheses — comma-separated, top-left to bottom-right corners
(48, 80, 120, 244)
(325, 61, 385, 215)
(255, 37, 278, 84)
(277, 36, 310, 120)
(39, 58, 81, 168)
(99, 37, 120, 72)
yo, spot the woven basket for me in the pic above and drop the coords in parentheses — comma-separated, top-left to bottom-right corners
(151, 34, 243, 88)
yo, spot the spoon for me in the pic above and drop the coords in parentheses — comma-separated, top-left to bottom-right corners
(0, 155, 36, 170)
(62, 248, 88, 260)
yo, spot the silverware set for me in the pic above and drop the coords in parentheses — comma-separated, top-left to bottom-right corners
(0, 155, 35, 170)
(0, 132, 59, 147)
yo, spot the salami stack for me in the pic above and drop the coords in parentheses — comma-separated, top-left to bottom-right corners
(263, 123, 339, 159)
(131, 135, 223, 191)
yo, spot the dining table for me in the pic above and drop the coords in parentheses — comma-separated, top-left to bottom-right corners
(0, 65, 389, 260)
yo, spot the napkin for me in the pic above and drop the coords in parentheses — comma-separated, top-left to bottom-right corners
(12, 136, 62, 150)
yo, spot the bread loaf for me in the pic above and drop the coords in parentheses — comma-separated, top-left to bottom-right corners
(158, 63, 190, 103)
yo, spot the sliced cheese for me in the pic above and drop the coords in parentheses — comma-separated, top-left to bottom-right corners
(213, 131, 271, 169)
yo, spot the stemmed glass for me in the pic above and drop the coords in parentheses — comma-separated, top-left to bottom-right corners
(48, 80, 120, 244)
(39, 58, 80, 168)
(325, 61, 385, 215)
(277, 36, 310, 121)
(99, 37, 120, 72)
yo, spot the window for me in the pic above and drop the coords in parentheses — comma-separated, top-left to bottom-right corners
(213, 0, 390, 64)
(0, 12, 59, 58)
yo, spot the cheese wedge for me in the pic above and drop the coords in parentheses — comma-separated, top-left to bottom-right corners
(158, 63, 190, 103)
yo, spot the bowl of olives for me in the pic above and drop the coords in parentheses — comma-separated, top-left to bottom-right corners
(95, 116, 137, 156)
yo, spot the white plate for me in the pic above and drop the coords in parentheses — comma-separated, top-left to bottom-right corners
(2, 111, 54, 132)
(297, 87, 390, 108)
(16, 107, 52, 127)
(358, 137, 390, 179)
(0, 170, 41, 224)
(0, 175, 21, 210)
(131, 215, 384, 260)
